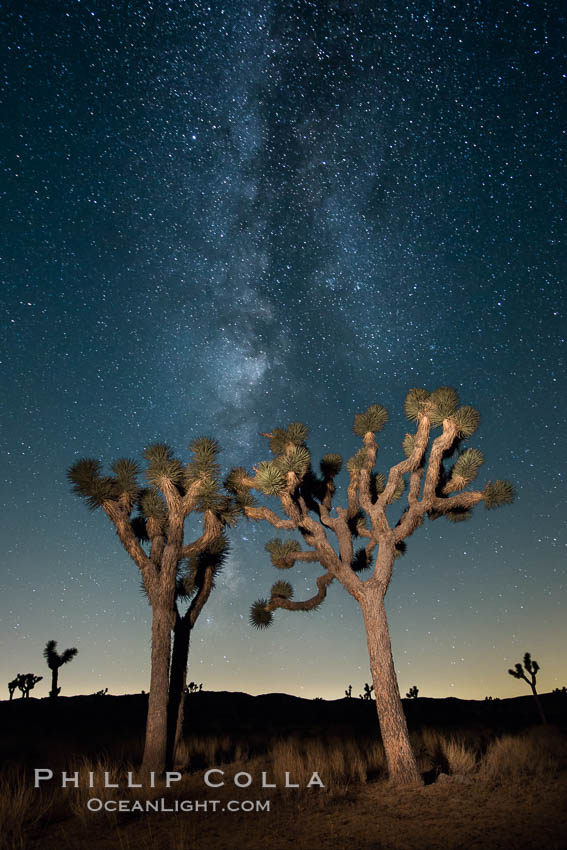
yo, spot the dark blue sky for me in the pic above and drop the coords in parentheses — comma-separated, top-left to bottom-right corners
(2, 0, 565, 700)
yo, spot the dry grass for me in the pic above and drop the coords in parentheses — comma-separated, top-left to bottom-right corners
(5, 726, 567, 849)
(0, 767, 53, 850)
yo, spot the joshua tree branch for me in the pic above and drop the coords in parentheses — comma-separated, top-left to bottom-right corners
(269, 572, 334, 613)
(243, 505, 297, 530)
(103, 501, 158, 587)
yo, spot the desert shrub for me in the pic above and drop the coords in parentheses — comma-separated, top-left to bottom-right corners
(440, 737, 477, 775)
(480, 728, 567, 780)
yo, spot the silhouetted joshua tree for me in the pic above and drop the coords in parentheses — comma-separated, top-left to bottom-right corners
(8, 676, 19, 700)
(508, 652, 547, 724)
(406, 685, 419, 699)
(360, 682, 374, 700)
(10, 673, 42, 699)
(44, 641, 77, 698)
(344, 684, 353, 698)
(231, 387, 514, 785)
(68, 439, 237, 775)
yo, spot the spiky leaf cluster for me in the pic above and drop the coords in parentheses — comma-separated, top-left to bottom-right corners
(268, 422, 309, 454)
(353, 404, 389, 438)
(404, 388, 430, 422)
(234, 490, 258, 511)
(371, 472, 386, 499)
(81, 475, 121, 510)
(445, 507, 473, 523)
(67, 459, 103, 503)
(224, 467, 249, 494)
(523, 652, 539, 674)
(508, 663, 525, 679)
(111, 458, 141, 499)
(452, 406, 481, 438)
(274, 446, 310, 477)
(182, 534, 229, 594)
(194, 479, 225, 513)
(451, 448, 485, 486)
(346, 448, 367, 473)
(139, 488, 167, 521)
(351, 548, 371, 572)
(484, 480, 515, 510)
(402, 433, 416, 458)
(265, 538, 301, 568)
(249, 599, 273, 629)
(255, 461, 286, 496)
(286, 421, 309, 445)
(270, 580, 294, 599)
(428, 387, 460, 426)
(320, 453, 342, 478)
(144, 443, 184, 487)
(394, 541, 407, 558)
(388, 476, 406, 503)
(185, 437, 221, 483)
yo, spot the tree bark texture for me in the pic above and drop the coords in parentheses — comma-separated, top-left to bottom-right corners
(167, 616, 191, 769)
(361, 588, 422, 785)
(142, 605, 173, 775)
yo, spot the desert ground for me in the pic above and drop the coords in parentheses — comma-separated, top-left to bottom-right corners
(1, 691, 567, 850)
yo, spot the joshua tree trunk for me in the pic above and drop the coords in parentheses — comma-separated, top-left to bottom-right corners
(142, 605, 173, 775)
(361, 586, 421, 785)
(167, 616, 191, 768)
(530, 685, 547, 725)
(49, 669, 59, 699)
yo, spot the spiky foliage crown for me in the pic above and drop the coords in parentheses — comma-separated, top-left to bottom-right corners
(43, 640, 78, 669)
(451, 448, 485, 486)
(268, 422, 309, 454)
(388, 476, 406, 503)
(270, 580, 294, 599)
(139, 488, 167, 521)
(445, 507, 473, 523)
(265, 538, 301, 568)
(110, 458, 141, 498)
(274, 446, 311, 477)
(428, 386, 460, 426)
(452, 406, 480, 438)
(353, 404, 389, 437)
(254, 461, 286, 495)
(249, 599, 273, 629)
(67, 459, 120, 510)
(346, 448, 368, 473)
(484, 480, 515, 509)
(402, 433, 416, 458)
(224, 467, 249, 493)
(179, 535, 230, 597)
(185, 437, 221, 483)
(320, 453, 342, 478)
(194, 478, 225, 513)
(404, 388, 430, 422)
(144, 443, 184, 486)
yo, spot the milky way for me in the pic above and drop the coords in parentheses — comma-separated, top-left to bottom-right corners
(2, 1, 565, 700)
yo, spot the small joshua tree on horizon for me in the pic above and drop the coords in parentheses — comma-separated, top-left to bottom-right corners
(406, 685, 419, 699)
(10, 673, 43, 699)
(230, 387, 514, 785)
(68, 439, 237, 775)
(43, 641, 77, 698)
(344, 684, 352, 698)
(508, 652, 547, 724)
(360, 682, 374, 700)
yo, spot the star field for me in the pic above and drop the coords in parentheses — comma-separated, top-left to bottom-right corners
(1, 0, 565, 700)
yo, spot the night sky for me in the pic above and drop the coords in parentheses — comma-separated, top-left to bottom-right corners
(2, 0, 565, 702)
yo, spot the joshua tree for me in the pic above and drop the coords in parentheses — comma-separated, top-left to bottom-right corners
(10, 673, 43, 699)
(44, 641, 77, 698)
(68, 439, 237, 775)
(406, 685, 419, 699)
(229, 387, 514, 785)
(360, 682, 374, 700)
(8, 676, 19, 700)
(508, 652, 547, 724)
(185, 682, 202, 694)
(344, 684, 352, 698)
